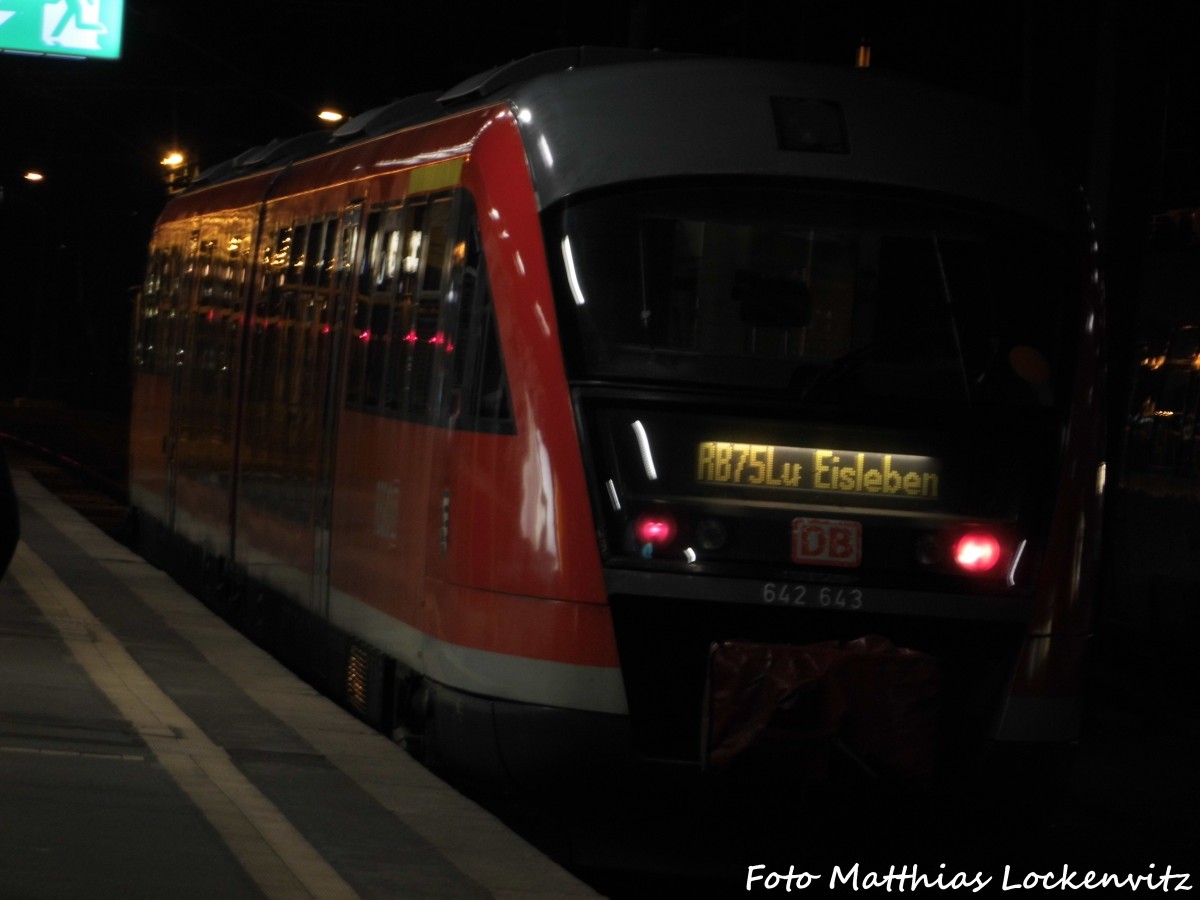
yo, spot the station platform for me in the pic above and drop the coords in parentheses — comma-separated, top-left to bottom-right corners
(0, 466, 601, 900)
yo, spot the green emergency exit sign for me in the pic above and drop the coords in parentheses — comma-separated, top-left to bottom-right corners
(0, 0, 123, 59)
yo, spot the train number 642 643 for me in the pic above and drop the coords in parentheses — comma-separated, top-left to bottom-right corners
(761, 583, 864, 610)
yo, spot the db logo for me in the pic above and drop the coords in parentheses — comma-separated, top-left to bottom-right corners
(791, 517, 862, 567)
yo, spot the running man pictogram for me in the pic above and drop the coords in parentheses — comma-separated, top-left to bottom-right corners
(44, 0, 107, 50)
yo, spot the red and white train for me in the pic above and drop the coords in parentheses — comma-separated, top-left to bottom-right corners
(130, 48, 1106, 786)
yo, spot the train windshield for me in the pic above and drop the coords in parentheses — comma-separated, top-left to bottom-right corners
(550, 183, 1068, 410)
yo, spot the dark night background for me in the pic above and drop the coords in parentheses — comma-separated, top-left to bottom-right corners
(2, 2, 1200, 890)
(1, 0, 1198, 414)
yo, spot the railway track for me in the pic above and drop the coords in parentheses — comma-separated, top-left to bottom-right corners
(2, 442, 130, 538)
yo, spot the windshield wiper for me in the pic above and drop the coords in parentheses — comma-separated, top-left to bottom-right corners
(931, 231, 973, 406)
(798, 231, 974, 405)
(795, 339, 885, 400)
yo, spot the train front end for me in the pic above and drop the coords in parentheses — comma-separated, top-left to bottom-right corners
(514, 59, 1105, 782)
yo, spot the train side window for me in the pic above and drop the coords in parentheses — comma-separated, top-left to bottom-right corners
(345, 208, 383, 408)
(263, 227, 290, 318)
(137, 248, 167, 371)
(318, 219, 337, 288)
(286, 223, 307, 286)
(301, 219, 331, 287)
(252, 227, 283, 404)
(293, 219, 334, 440)
(154, 244, 185, 377)
(341, 192, 508, 430)
(469, 294, 513, 427)
(197, 237, 217, 304)
(177, 231, 243, 464)
(218, 230, 249, 434)
(365, 207, 407, 409)
(335, 208, 362, 298)
(188, 236, 218, 412)
(160, 246, 184, 375)
(405, 196, 454, 417)
(442, 193, 513, 432)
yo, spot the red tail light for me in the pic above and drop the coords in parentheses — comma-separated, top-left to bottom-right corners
(634, 512, 677, 547)
(952, 531, 1003, 573)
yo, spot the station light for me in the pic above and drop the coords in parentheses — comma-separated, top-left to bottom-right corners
(855, 38, 872, 68)
(160, 150, 196, 195)
(318, 109, 345, 124)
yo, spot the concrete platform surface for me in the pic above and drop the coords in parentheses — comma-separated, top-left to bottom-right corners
(0, 467, 601, 900)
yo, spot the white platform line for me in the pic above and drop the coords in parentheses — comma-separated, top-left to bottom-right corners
(8, 540, 360, 900)
(10, 466, 601, 899)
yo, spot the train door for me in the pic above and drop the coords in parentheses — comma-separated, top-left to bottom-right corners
(235, 210, 341, 611)
(423, 192, 515, 580)
(130, 239, 188, 527)
(311, 201, 364, 618)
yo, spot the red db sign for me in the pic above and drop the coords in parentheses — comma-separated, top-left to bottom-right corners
(791, 518, 862, 567)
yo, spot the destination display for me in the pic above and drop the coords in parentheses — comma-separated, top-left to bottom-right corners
(696, 441, 940, 499)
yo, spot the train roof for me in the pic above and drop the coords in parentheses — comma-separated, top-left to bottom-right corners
(186, 47, 1067, 229)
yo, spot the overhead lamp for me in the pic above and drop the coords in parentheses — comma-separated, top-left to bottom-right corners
(24, 171, 45, 182)
(160, 150, 195, 195)
(856, 37, 872, 68)
(318, 109, 345, 124)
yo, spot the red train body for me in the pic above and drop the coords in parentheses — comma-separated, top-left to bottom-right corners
(130, 50, 1105, 786)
